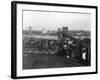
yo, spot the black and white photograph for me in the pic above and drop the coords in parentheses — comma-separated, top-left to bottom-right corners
(23, 10, 91, 69)
(11, 1, 97, 79)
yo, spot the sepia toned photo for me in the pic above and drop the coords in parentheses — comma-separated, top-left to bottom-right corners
(23, 10, 91, 69)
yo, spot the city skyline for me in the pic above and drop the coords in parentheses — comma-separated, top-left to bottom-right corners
(23, 11, 91, 31)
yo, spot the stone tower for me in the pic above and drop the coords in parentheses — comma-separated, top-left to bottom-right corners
(62, 27, 68, 38)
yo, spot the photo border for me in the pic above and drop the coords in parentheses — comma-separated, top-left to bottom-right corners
(11, 1, 98, 79)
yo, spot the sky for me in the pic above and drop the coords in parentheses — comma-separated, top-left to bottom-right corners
(23, 10, 91, 31)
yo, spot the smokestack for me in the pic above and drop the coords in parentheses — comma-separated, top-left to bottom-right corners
(29, 26, 32, 36)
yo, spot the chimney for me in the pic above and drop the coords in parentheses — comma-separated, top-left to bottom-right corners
(29, 26, 32, 36)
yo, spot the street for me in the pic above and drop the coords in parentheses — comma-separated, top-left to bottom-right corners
(23, 53, 87, 69)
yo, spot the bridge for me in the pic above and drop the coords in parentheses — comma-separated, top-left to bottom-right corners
(23, 27, 91, 69)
